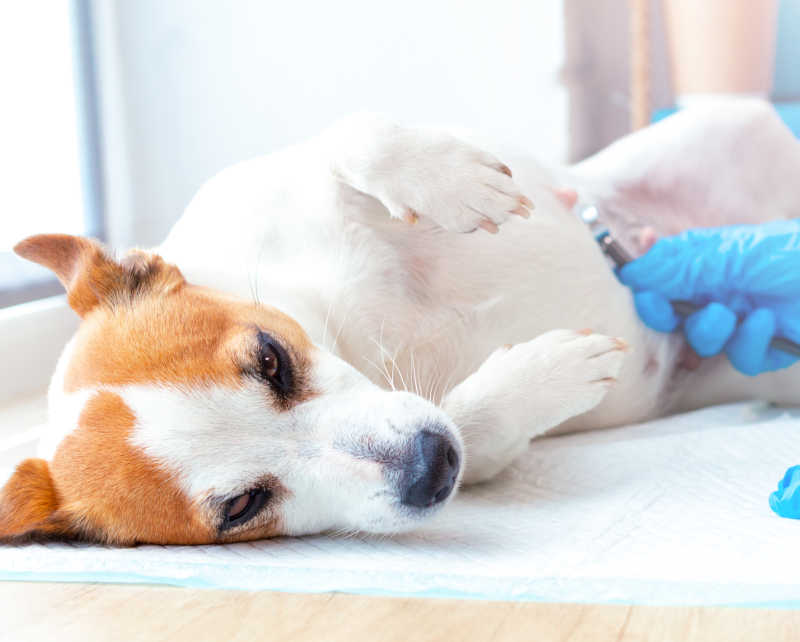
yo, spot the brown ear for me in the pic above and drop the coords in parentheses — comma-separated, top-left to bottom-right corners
(14, 234, 185, 317)
(0, 459, 72, 541)
(14, 234, 122, 317)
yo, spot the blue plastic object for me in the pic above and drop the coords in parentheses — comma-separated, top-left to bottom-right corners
(770, 466, 800, 519)
(652, 102, 800, 138)
(618, 219, 800, 375)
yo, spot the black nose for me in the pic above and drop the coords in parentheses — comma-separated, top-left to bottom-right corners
(400, 430, 460, 508)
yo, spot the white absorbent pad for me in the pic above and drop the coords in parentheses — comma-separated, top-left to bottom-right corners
(2, 401, 800, 606)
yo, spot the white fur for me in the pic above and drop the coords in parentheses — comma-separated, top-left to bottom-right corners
(40, 336, 91, 460)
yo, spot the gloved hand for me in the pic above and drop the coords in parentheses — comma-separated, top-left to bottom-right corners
(617, 219, 800, 375)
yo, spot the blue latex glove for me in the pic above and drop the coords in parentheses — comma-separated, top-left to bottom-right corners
(770, 465, 800, 519)
(618, 219, 800, 376)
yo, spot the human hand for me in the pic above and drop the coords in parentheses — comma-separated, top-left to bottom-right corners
(617, 220, 800, 375)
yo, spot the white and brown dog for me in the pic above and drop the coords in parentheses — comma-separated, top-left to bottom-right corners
(2, 100, 800, 545)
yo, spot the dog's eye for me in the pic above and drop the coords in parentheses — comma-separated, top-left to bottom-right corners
(255, 331, 293, 395)
(261, 344, 280, 380)
(222, 488, 271, 530)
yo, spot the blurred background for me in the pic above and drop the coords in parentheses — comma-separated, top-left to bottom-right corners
(1, 0, 799, 309)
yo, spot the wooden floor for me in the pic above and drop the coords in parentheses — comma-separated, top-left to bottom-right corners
(1, 582, 798, 642)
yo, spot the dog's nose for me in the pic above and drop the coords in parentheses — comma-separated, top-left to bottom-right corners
(400, 430, 460, 508)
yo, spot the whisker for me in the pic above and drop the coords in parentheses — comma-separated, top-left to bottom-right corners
(409, 351, 418, 396)
(369, 333, 398, 391)
(321, 228, 349, 350)
(392, 346, 408, 392)
(362, 355, 394, 389)
(250, 237, 270, 306)
(330, 303, 352, 355)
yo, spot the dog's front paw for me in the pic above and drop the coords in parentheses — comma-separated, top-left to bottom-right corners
(482, 329, 627, 427)
(366, 131, 533, 234)
(447, 328, 628, 485)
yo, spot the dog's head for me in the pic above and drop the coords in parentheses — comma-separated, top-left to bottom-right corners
(0, 235, 462, 545)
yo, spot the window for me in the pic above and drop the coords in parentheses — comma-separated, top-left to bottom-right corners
(0, 0, 103, 307)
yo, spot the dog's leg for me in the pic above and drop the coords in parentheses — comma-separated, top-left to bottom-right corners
(322, 113, 532, 233)
(441, 329, 628, 484)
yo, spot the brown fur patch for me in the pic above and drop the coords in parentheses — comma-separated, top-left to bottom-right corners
(0, 459, 66, 540)
(1, 394, 290, 545)
(14, 235, 185, 318)
(47, 391, 214, 544)
(49, 392, 288, 544)
(62, 285, 315, 403)
(15, 235, 315, 401)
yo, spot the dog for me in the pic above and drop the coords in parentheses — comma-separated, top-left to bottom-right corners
(2, 100, 799, 545)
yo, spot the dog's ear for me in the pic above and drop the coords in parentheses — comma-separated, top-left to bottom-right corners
(0, 459, 74, 541)
(14, 234, 185, 317)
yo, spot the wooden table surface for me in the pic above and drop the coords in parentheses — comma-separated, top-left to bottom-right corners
(1, 582, 798, 642)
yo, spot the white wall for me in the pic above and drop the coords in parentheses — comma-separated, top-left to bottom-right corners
(94, 0, 567, 249)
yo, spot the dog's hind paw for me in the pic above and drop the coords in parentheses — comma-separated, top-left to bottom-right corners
(385, 139, 533, 234)
(347, 123, 533, 233)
